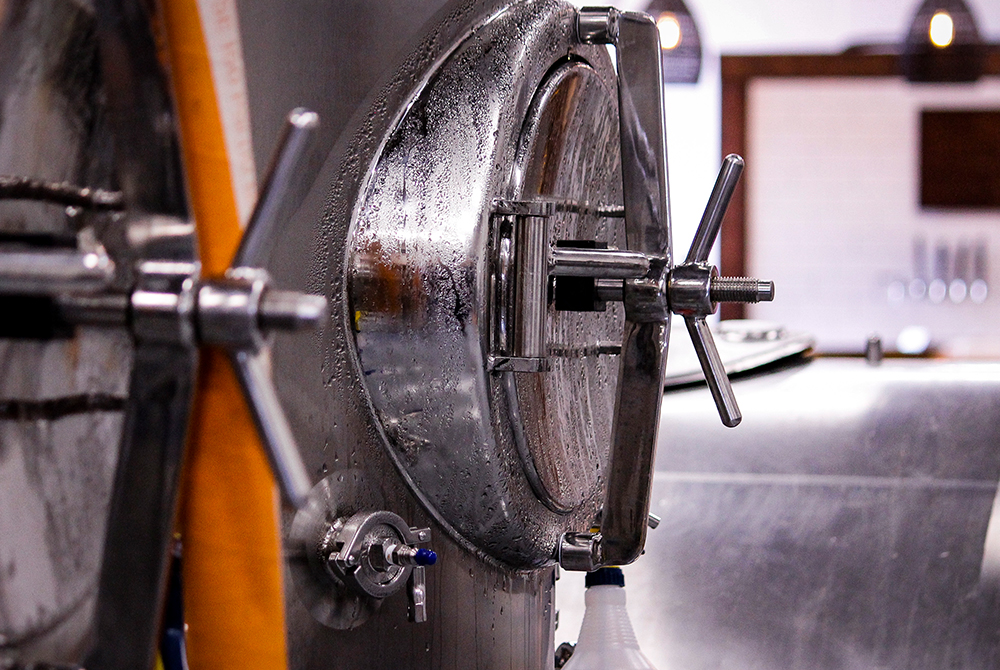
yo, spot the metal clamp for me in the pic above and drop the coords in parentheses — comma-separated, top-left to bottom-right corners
(323, 510, 436, 623)
(546, 9, 776, 571)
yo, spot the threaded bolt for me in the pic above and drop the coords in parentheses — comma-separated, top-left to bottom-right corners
(258, 290, 328, 332)
(710, 277, 775, 303)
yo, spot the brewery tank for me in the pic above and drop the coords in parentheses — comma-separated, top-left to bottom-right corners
(251, 0, 755, 665)
(0, 0, 766, 667)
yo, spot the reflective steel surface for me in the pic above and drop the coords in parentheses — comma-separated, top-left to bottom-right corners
(253, 1, 569, 667)
(0, 1, 129, 664)
(0, 0, 198, 667)
(508, 58, 623, 519)
(346, 1, 623, 568)
(85, 1, 196, 669)
(577, 8, 673, 569)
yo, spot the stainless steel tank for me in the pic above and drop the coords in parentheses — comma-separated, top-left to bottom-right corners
(6, 1, 1000, 669)
(270, 2, 634, 664)
(259, 0, 770, 667)
(0, 1, 326, 668)
(0, 0, 770, 668)
(0, 1, 197, 665)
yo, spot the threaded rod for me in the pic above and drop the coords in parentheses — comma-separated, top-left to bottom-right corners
(710, 277, 774, 303)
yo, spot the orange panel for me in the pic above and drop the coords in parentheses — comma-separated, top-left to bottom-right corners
(157, 1, 289, 667)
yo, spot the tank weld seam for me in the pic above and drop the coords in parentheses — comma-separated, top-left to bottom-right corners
(0, 175, 124, 211)
(0, 393, 126, 421)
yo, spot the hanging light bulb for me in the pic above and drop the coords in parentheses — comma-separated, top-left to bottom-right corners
(928, 11, 955, 48)
(903, 0, 984, 81)
(644, 0, 702, 83)
(656, 13, 682, 50)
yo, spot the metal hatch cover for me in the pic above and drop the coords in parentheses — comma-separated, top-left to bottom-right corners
(346, 0, 623, 568)
(508, 59, 622, 515)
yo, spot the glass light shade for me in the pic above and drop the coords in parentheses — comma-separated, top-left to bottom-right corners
(903, 0, 984, 82)
(644, 0, 702, 84)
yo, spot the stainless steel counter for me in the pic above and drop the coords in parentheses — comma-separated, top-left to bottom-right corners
(559, 356, 1000, 669)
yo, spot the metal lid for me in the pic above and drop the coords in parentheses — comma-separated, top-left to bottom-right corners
(507, 59, 623, 515)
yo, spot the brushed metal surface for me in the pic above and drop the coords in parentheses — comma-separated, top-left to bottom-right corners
(85, 1, 197, 668)
(251, 1, 582, 666)
(0, 1, 130, 663)
(558, 357, 1000, 670)
(0, 0, 198, 666)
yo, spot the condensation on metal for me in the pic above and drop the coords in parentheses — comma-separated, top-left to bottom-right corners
(344, 0, 622, 569)
(262, 0, 604, 665)
(0, 0, 133, 660)
(507, 59, 623, 518)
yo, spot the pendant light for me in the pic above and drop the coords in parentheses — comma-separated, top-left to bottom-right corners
(902, 0, 985, 82)
(644, 0, 702, 83)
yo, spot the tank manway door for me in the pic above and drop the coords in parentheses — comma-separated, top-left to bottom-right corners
(340, 0, 774, 578)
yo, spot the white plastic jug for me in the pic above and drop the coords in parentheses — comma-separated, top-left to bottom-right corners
(562, 567, 657, 670)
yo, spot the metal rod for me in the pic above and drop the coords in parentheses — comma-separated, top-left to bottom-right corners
(234, 108, 319, 268)
(685, 315, 741, 427)
(232, 348, 313, 509)
(258, 290, 328, 332)
(595, 278, 625, 303)
(0, 247, 115, 295)
(513, 215, 549, 360)
(687, 154, 744, 264)
(56, 294, 130, 326)
(0, 175, 125, 210)
(550, 248, 650, 279)
(577, 6, 620, 44)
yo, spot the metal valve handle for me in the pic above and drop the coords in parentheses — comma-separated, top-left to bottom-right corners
(225, 108, 321, 510)
(671, 154, 774, 428)
(0, 108, 326, 510)
(235, 108, 319, 269)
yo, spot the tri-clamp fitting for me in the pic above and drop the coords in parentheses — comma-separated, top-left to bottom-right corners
(323, 511, 436, 623)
